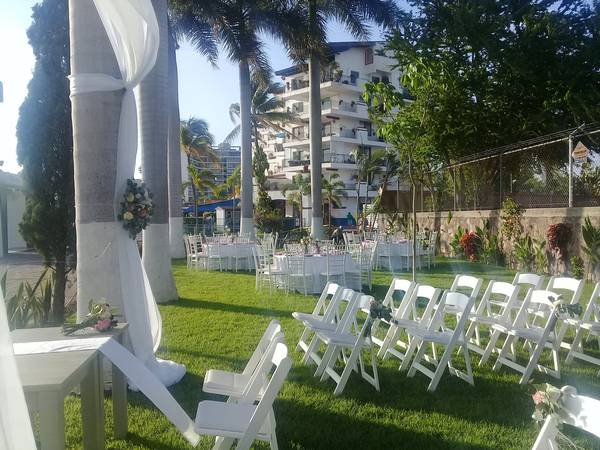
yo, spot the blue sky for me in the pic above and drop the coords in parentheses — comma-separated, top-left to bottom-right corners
(0, 1, 388, 174)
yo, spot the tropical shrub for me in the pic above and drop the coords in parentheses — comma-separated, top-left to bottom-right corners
(570, 256, 585, 280)
(459, 231, 479, 262)
(500, 198, 523, 242)
(450, 225, 466, 258)
(582, 217, 600, 280)
(476, 219, 503, 265)
(547, 223, 571, 261)
(514, 235, 535, 271)
(533, 239, 548, 274)
(3, 270, 54, 330)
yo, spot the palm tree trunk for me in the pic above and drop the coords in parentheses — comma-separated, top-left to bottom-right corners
(70, 0, 124, 320)
(188, 154, 199, 234)
(139, 0, 177, 303)
(167, 28, 185, 258)
(309, 52, 324, 239)
(239, 59, 254, 235)
(52, 258, 66, 325)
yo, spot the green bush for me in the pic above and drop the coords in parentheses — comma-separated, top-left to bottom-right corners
(570, 255, 585, 280)
(2, 269, 54, 330)
(582, 217, 600, 279)
(514, 235, 535, 271)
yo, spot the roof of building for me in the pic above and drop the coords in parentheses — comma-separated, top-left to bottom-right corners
(275, 41, 382, 77)
(0, 169, 23, 189)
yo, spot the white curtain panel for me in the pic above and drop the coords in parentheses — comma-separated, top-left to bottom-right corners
(0, 293, 36, 450)
(70, 0, 184, 386)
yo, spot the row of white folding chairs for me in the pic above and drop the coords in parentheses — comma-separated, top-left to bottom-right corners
(199, 320, 291, 449)
(292, 285, 380, 395)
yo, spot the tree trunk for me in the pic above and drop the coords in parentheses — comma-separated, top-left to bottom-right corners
(188, 153, 199, 234)
(167, 28, 185, 257)
(239, 59, 254, 235)
(139, 0, 177, 303)
(70, 0, 124, 320)
(309, 53, 324, 239)
(52, 259, 66, 325)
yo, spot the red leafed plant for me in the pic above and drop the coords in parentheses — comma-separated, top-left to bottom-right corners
(459, 231, 479, 262)
(546, 223, 571, 262)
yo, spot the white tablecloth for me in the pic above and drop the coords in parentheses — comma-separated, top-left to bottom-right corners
(205, 243, 255, 270)
(273, 254, 361, 294)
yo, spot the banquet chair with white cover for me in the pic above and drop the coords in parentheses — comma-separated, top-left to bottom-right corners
(195, 342, 292, 450)
(368, 278, 416, 353)
(384, 285, 441, 367)
(347, 242, 377, 291)
(320, 253, 347, 287)
(301, 288, 358, 367)
(463, 281, 520, 360)
(206, 243, 227, 271)
(406, 291, 475, 391)
(203, 320, 282, 400)
(0, 288, 36, 450)
(488, 289, 563, 384)
(564, 282, 600, 376)
(313, 294, 379, 395)
(292, 283, 342, 354)
(531, 386, 600, 450)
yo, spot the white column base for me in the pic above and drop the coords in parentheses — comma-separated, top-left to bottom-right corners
(240, 216, 255, 237)
(311, 217, 326, 240)
(143, 223, 178, 303)
(169, 216, 185, 258)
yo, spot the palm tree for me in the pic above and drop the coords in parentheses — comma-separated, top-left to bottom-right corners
(282, 173, 311, 228)
(288, 0, 401, 239)
(225, 72, 298, 151)
(187, 166, 219, 202)
(139, 0, 178, 303)
(176, 0, 305, 236)
(69, 0, 124, 318)
(321, 173, 347, 227)
(180, 117, 217, 233)
(354, 148, 384, 228)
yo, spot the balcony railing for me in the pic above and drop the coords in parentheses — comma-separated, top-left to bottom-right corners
(284, 73, 359, 93)
(323, 152, 356, 164)
(285, 159, 310, 167)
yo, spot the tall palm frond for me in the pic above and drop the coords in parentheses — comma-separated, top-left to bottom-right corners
(180, 117, 218, 163)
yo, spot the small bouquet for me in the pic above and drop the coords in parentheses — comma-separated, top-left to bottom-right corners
(62, 300, 118, 335)
(117, 178, 154, 239)
(552, 295, 582, 320)
(363, 299, 394, 338)
(299, 236, 312, 246)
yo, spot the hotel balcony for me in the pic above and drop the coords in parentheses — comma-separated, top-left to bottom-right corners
(280, 74, 364, 101)
(283, 127, 388, 148)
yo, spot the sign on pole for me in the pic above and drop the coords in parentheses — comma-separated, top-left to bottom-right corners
(571, 141, 590, 161)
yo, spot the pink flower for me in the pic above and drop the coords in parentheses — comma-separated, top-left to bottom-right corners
(95, 318, 113, 332)
(532, 391, 544, 405)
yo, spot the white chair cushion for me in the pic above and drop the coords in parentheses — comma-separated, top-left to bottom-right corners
(202, 369, 250, 396)
(195, 401, 270, 439)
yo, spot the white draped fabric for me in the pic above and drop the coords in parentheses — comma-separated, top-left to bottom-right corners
(0, 295, 36, 450)
(13, 337, 200, 446)
(70, 0, 184, 386)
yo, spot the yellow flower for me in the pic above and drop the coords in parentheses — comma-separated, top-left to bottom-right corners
(126, 193, 135, 202)
(123, 211, 134, 221)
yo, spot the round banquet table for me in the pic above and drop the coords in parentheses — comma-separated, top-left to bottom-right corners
(204, 243, 255, 270)
(272, 253, 361, 294)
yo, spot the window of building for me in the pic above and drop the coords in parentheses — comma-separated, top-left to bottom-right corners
(364, 47, 374, 65)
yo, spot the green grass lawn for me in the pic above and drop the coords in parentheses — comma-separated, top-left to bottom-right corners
(62, 258, 600, 449)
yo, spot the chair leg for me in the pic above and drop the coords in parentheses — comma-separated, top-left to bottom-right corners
(493, 335, 515, 371)
(399, 335, 421, 371)
(428, 345, 454, 392)
(480, 330, 501, 366)
(565, 327, 584, 364)
(407, 341, 428, 377)
(332, 346, 361, 396)
(519, 342, 545, 385)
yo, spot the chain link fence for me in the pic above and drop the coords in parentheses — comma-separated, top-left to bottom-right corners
(413, 125, 600, 212)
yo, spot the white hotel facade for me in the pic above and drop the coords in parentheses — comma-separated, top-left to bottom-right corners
(261, 41, 404, 228)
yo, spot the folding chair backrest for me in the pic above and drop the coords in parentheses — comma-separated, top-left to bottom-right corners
(512, 272, 543, 290)
(333, 289, 359, 333)
(406, 284, 440, 323)
(242, 320, 282, 376)
(450, 274, 483, 300)
(547, 277, 584, 304)
(515, 289, 560, 328)
(237, 343, 292, 450)
(382, 278, 416, 313)
(581, 282, 600, 323)
(475, 280, 519, 317)
(430, 291, 472, 331)
(312, 282, 341, 317)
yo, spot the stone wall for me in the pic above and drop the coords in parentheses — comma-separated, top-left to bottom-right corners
(414, 207, 600, 265)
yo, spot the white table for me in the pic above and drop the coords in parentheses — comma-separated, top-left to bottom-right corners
(205, 243, 255, 270)
(273, 254, 361, 294)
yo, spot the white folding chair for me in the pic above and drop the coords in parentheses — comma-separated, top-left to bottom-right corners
(300, 288, 357, 367)
(487, 289, 563, 384)
(203, 320, 283, 400)
(252, 246, 286, 293)
(195, 342, 292, 450)
(292, 283, 342, 354)
(406, 291, 476, 391)
(368, 278, 416, 352)
(450, 274, 483, 299)
(383, 285, 441, 369)
(463, 281, 520, 361)
(531, 385, 600, 450)
(564, 282, 600, 376)
(545, 276, 584, 352)
(313, 294, 380, 395)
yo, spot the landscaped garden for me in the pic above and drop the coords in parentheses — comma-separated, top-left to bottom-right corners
(56, 259, 600, 449)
